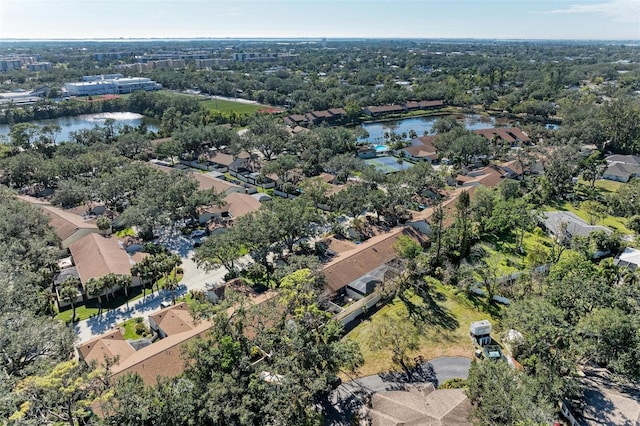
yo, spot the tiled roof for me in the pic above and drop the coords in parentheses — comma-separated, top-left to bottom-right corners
(69, 234, 132, 285)
(322, 227, 427, 293)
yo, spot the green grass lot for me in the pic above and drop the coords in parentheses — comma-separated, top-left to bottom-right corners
(56, 287, 146, 323)
(545, 201, 633, 235)
(119, 317, 147, 340)
(345, 282, 502, 378)
(200, 98, 266, 114)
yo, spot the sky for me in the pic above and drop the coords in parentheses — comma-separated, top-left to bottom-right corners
(1, 0, 639, 40)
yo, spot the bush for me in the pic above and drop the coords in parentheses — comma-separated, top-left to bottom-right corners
(134, 322, 147, 335)
(439, 378, 467, 389)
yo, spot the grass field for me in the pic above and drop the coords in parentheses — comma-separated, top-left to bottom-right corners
(200, 98, 267, 114)
(344, 283, 501, 378)
(119, 317, 148, 340)
(56, 287, 146, 323)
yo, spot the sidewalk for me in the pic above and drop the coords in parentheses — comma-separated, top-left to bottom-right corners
(73, 252, 251, 343)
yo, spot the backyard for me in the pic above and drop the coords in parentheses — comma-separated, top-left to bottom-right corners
(344, 282, 502, 378)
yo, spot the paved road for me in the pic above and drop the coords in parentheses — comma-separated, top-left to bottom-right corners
(325, 356, 472, 425)
(73, 249, 253, 343)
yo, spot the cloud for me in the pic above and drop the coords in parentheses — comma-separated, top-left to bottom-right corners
(538, 0, 640, 23)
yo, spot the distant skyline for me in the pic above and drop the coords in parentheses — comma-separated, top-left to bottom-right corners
(1, 0, 639, 41)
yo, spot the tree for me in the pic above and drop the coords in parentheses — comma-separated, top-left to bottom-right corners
(370, 315, 419, 378)
(455, 190, 472, 258)
(628, 215, 640, 234)
(194, 228, 244, 276)
(580, 200, 608, 225)
(466, 360, 555, 426)
(0, 310, 75, 377)
(86, 277, 107, 315)
(9, 123, 40, 150)
(576, 308, 640, 380)
(262, 154, 298, 187)
(59, 276, 81, 324)
(10, 360, 106, 426)
(299, 176, 330, 209)
(96, 216, 111, 235)
(155, 138, 184, 165)
(580, 151, 607, 191)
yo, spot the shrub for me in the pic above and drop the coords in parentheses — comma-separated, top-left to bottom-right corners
(439, 378, 467, 389)
(134, 322, 147, 335)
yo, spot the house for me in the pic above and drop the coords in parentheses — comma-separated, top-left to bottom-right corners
(77, 329, 136, 367)
(602, 162, 640, 183)
(79, 303, 214, 385)
(357, 145, 377, 159)
(69, 233, 138, 294)
(283, 114, 309, 127)
(78, 294, 276, 385)
(322, 227, 428, 298)
(417, 99, 445, 110)
(614, 247, 640, 271)
(606, 154, 640, 167)
(497, 160, 524, 179)
(367, 384, 472, 426)
(473, 127, 530, 145)
(148, 302, 204, 339)
(363, 104, 405, 116)
(453, 165, 506, 189)
(198, 192, 262, 225)
(541, 211, 612, 239)
(17, 195, 100, 249)
(401, 136, 438, 163)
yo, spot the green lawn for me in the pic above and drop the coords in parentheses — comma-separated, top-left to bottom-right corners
(555, 201, 633, 235)
(344, 282, 501, 378)
(56, 287, 146, 323)
(119, 317, 148, 340)
(577, 177, 625, 193)
(200, 98, 265, 114)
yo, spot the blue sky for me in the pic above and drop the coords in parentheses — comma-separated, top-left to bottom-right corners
(1, 0, 639, 40)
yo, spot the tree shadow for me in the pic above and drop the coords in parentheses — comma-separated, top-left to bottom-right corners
(378, 362, 438, 386)
(400, 288, 459, 331)
(466, 292, 503, 319)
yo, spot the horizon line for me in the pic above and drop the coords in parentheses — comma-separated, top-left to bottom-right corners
(1, 36, 639, 42)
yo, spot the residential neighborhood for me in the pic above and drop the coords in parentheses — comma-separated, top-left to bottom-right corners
(1, 27, 640, 426)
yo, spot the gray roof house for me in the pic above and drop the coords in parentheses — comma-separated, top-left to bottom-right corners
(542, 211, 612, 239)
(614, 247, 640, 271)
(602, 163, 640, 183)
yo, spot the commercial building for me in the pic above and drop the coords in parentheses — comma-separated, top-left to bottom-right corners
(65, 75, 162, 96)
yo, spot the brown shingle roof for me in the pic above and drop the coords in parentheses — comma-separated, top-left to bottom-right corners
(149, 302, 200, 336)
(107, 292, 277, 385)
(208, 152, 236, 167)
(18, 195, 98, 241)
(328, 108, 346, 116)
(69, 234, 132, 285)
(366, 105, 405, 114)
(226, 192, 262, 218)
(418, 99, 445, 108)
(77, 329, 135, 367)
(322, 227, 427, 293)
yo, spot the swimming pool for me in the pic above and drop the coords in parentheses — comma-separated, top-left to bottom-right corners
(374, 144, 388, 152)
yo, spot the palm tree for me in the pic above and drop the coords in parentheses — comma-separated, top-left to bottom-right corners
(86, 277, 106, 315)
(164, 274, 180, 305)
(59, 276, 81, 324)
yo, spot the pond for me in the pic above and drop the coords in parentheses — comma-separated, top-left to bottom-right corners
(0, 112, 159, 143)
(358, 114, 513, 143)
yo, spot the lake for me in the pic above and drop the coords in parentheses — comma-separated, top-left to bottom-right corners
(358, 114, 512, 143)
(0, 112, 159, 143)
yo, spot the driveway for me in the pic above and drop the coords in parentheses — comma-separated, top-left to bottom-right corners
(73, 248, 253, 343)
(325, 356, 472, 425)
